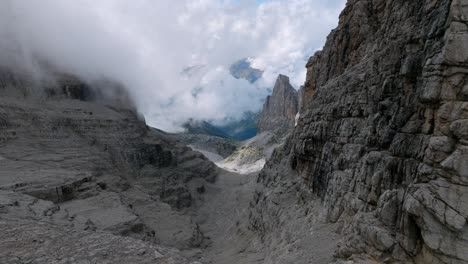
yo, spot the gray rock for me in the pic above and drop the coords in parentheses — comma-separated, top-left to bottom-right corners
(250, 0, 468, 263)
(0, 70, 218, 263)
(0, 218, 193, 264)
(258, 74, 298, 134)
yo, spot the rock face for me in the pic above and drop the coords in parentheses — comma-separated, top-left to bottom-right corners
(0, 69, 217, 263)
(172, 132, 238, 159)
(251, 0, 468, 263)
(258, 74, 298, 134)
(217, 131, 285, 175)
(0, 216, 193, 264)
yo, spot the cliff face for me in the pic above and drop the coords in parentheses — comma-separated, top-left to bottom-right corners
(251, 0, 468, 263)
(0, 70, 216, 263)
(258, 74, 298, 134)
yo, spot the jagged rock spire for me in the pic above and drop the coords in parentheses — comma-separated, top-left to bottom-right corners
(257, 74, 298, 134)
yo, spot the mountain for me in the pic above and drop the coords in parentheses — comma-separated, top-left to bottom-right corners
(2, 1, 467, 263)
(180, 75, 299, 175)
(183, 74, 299, 141)
(178, 59, 263, 141)
(0, 68, 217, 263)
(257, 74, 298, 134)
(215, 111, 260, 140)
(229, 58, 263, 83)
(182, 119, 232, 139)
(182, 112, 260, 141)
(213, 75, 299, 174)
(249, 0, 468, 263)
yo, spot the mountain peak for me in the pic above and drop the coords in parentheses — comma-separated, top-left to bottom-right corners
(257, 74, 298, 134)
(276, 74, 290, 82)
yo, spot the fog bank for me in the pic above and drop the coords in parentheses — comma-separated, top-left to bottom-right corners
(0, 0, 345, 131)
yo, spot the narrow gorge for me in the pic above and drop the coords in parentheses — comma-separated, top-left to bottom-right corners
(0, 0, 467, 264)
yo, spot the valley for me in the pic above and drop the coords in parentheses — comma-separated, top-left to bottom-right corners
(1, 0, 468, 263)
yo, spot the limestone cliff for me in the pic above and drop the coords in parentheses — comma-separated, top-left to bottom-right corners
(258, 74, 298, 134)
(0, 69, 216, 263)
(251, 0, 468, 263)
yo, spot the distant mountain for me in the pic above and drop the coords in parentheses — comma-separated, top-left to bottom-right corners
(182, 119, 231, 139)
(257, 74, 298, 134)
(179, 59, 263, 141)
(182, 112, 260, 141)
(229, 58, 263, 83)
(215, 111, 259, 140)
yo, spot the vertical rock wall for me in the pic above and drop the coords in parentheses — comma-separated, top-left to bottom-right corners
(258, 74, 298, 134)
(252, 0, 468, 263)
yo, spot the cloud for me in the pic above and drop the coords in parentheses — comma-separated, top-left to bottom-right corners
(0, 0, 345, 131)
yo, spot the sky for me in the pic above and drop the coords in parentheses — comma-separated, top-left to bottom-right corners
(0, 0, 346, 131)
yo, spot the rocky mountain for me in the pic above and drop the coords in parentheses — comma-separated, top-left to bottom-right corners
(198, 75, 302, 175)
(2, 0, 468, 263)
(215, 111, 260, 140)
(182, 119, 232, 139)
(218, 131, 284, 175)
(179, 59, 264, 142)
(171, 132, 238, 161)
(182, 112, 260, 141)
(186, 76, 300, 175)
(257, 74, 298, 134)
(249, 0, 468, 263)
(0, 69, 217, 263)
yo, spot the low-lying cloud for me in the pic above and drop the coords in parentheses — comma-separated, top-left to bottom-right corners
(0, 0, 345, 131)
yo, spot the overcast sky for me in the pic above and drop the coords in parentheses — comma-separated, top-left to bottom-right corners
(0, 0, 345, 131)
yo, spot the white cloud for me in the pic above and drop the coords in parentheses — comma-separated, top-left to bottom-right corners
(0, 0, 345, 131)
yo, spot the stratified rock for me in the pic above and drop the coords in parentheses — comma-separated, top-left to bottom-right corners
(258, 74, 298, 134)
(217, 131, 285, 174)
(0, 68, 217, 260)
(0, 217, 194, 264)
(251, 0, 468, 263)
(297, 85, 305, 113)
(173, 133, 238, 159)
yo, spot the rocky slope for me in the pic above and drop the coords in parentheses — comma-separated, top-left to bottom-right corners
(250, 0, 468, 263)
(188, 74, 300, 175)
(181, 111, 260, 141)
(0, 69, 218, 263)
(2, 0, 467, 263)
(214, 75, 299, 175)
(258, 74, 298, 134)
(216, 132, 284, 174)
(172, 133, 238, 161)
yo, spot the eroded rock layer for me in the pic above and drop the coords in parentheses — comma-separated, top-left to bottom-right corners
(251, 0, 468, 263)
(0, 71, 216, 263)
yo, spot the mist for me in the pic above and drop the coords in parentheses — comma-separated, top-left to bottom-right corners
(0, 0, 345, 131)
